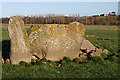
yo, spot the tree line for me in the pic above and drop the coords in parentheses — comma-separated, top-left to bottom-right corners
(1, 15, 120, 26)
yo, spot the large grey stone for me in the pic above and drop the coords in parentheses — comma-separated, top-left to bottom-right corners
(28, 22, 85, 61)
(8, 16, 32, 64)
(8, 16, 85, 64)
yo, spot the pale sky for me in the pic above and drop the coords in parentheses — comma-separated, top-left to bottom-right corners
(1, 0, 120, 2)
(2, 2, 118, 18)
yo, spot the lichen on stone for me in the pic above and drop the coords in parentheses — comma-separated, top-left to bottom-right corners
(8, 16, 32, 65)
(8, 16, 85, 64)
(28, 21, 85, 61)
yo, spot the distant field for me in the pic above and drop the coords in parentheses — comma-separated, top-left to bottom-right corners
(85, 25, 119, 30)
(1, 24, 119, 78)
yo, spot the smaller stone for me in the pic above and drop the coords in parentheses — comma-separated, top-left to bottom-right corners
(58, 71, 60, 73)
(80, 53, 87, 57)
(58, 64, 61, 67)
(96, 48, 102, 54)
(92, 49, 102, 56)
(55, 63, 59, 66)
(2, 58, 4, 64)
(31, 56, 37, 60)
(91, 35, 95, 37)
(87, 49, 91, 53)
(81, 40, 96, 51)
(6, 59, 10, 64)
(91, 51, 94, 56)
(42, 61, 47, 64)
(85, 35, 95, 38)
(86, 35, 89, 37)
(103, 49, 108, 54)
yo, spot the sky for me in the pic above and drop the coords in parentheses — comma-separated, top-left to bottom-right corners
(1, 0, 120, 2)
(2, 2, 119, 17)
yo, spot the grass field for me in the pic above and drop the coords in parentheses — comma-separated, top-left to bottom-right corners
(1, 24, 119, 78)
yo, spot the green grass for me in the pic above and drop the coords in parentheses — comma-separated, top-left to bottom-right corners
(85, 30, 118, 53)
(2, 61, 118, 78)
(1, 24, 8, 27)
(85, 25, 119, 30)
(2, 29, 10, 41)
(1, 25, 119, 78)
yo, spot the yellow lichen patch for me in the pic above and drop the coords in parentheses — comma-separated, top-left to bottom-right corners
(50, 33, 53, 38)
(31, 24, 45, 31)
(11, 16, 24, 27)
(75, 23, 85, 36)
(80, 31, 84, 36)
(9, 16, 30, 47)
(33, 52, 38, 55)
(38, 24, 44, 30)
(67, 24, 77, 35)
(28, 24, 44, 35)
(59, 24, 66, 32)
(31, 25, 40, 31)
(50, 30, 56, 39)
(65, 25, 69, 34)
(52, 24, 58, 28)
(28, 22, 85, 40)
(49, 27, 53, 33)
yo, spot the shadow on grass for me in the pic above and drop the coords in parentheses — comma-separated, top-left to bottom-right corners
(0, 40, 10, 60)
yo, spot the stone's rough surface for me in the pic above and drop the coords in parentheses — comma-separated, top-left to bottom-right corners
(8, 16, 32, 64)
(8, 16, 105, 64)
(28, 21, 85, 61)
(81, 39, 96, 51)
(8, 16, 85, 64)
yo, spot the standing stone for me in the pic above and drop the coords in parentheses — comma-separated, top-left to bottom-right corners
(28, 21, 85, 61)
(8, 16, 85, 64)
(8, 16, 32, 64)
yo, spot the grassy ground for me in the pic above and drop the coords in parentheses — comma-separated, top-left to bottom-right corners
(85, 25, 119, 30)
(2, 61, 118, 78)
(1, 24, 119, 78)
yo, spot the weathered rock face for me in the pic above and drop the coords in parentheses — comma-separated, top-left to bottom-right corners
(8, 16, 85, 64)
(28, 22, 85, 61)
(8, 16, 32, 64)
(81, 39, 96, 51)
